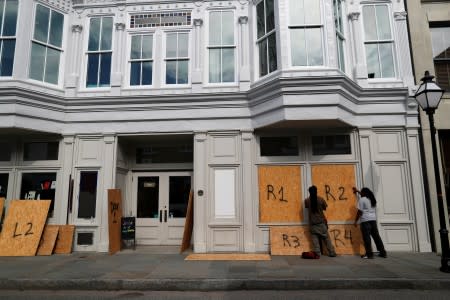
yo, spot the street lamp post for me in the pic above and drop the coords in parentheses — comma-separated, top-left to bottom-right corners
(415, 71, 450, 273)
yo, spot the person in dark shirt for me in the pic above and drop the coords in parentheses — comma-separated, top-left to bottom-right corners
(304, 185, 336, 258)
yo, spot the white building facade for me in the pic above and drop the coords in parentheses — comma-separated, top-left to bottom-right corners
(0, 0, 432, 253)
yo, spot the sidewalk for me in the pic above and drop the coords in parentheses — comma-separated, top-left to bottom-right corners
(0, 247, 449, 291)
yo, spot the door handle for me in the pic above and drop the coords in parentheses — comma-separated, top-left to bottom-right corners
(164, 210, 167, 222)
(160, 210, 162, 223)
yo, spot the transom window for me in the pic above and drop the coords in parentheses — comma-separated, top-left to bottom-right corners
(86, 16, 113, 87)
(129, 34, 153, 86)
(333, 0, 345, 72)
(430, 25, 450, 91)
(260, 136, 299, 156)
(29, 4, 64, 84)
(257, 0, 277, 77)
(312, 135, 351, 155)
(165, 32, 189, 84)
(362, 4, 395, 79)
(0, 0, 18, 77)
(289, 0, 323, 67)
(208, 10, 235, 83)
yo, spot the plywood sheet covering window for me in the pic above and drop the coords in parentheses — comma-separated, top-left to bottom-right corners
(311, 164, 357, 222)
(37, 225, 59, 256)
(259, 165, 302, 223)
(108, 189, 123, 254)
(0, 200, 51, 256)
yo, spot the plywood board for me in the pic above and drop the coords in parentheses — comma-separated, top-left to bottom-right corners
(37, 225, 59, 256)
(311, 164, 357, 222)
(0, 200, 50, 256)
(259, 165, 302, 223)
(185, 253, 271, 261)
(270, 226, 313, 255)
(180, 190, 194, 253)
(54, 225, 75, 254)
(0, 197, 4, 224)
(108, 189, 123, 254)
(326, 224, 365, 256)
(270, 225, 364, 256)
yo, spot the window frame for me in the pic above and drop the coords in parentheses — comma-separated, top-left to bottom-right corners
(72, 168, 102, 225)
(362, 3, 396, 79)
(288, 0, 325, 67)
(128, 33, 154, 87)
(162, 30, 190, 86)
(207, 9, 236, 84)
(256, 0, 277, 78)
(429, 23, 450, 91)
(333, 0, 346, 72)
(29, 3, 65, 86)
(84, 16, 113, 89)
(0, 0, 18, 78)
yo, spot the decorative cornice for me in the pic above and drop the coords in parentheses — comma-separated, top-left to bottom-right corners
(115, 22, 126, 31)
(348, 12, 360, 21)
(193, 18, 203, 26)
(238, 16, 248, 25)
(72, 24, 83, 33)
(394, 11, 407, 21)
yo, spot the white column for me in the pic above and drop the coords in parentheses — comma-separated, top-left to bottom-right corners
(242, 130, 255, 252)
(192, 18, 203, 86)
(393, 11, 414, 87)
(111, 22, 126, 93)
(59, 135, 75, 225)
(193, 132, 207, 252)
(98, 134, 117, 252)
(238, 16, 250, 90)
(348, 11, 368, 82)
(65, 24, 83, 95)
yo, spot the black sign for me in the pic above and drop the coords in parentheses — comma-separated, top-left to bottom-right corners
(121, 217, 135, 241)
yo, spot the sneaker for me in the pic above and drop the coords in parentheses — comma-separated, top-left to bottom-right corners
(378, 252, 387, 258)
(361, 255, 374, 259)
(329, 253, 337, 257)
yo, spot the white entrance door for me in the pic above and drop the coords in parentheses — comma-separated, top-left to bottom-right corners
(132, 172, 192, 245)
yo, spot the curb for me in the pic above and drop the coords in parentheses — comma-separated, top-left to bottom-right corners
(2, 278, 450, 291)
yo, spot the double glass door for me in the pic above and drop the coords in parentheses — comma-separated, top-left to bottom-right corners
(132, 172, 192, 245)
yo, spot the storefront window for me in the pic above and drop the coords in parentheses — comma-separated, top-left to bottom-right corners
(260, 136, 298, 156)
(23, 141, 58, 161)
(0, 142, 11, 161)
(20, 172, 56, 217)
(0, 173, 8, 198)
(312, 135, 351, 155)
(78, 171, 97, 219)
(136, 143, 193, 164)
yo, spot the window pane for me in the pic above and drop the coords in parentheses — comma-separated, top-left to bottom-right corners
(305, 0, 321, 24)
(209, 11, 221, 46)
(169, 176, 191, 218)
(291, 29, 307, 66)
(307, 28, 323, 66)
(290, 0, 304, 24)
(100, 17, 112, 50)
(20, 173, 57, 218)
(312, 135, 351, 155)
(178, 33, 188, 57)
(3, 0, 18, 36)
(363, 6, 377, 40)
(222, 48, 234, 82)
(365, 44, 380, 78)
(379, 43, 394, 77)
(0, 39, 15, 76)
(44, 47, 60, 84)
(88, 18, 100, 51)
(222, 11, 234, 45)
(29, 42, 45, 81)
(178, 60, 188, 84)
(99, 53, 111, 86)
(130, 61, 141, 85)
(268, 33, 277, 72)
(34, 5, 49, 43)
(259, 39, 268, 76)
(49, 10, 64, 47)
(142, 35, 152, 59)
(137, 176, 158, 218)
(0, 142, 11, 161)
(130, 35, 141, 59)
(136, 142, 193, 164)
(24, 142, 59, 160)
(265, 0, 275, 32)
(142, 61, 152, 85)
(78, 171, 97, 219)
(86, 53, 99, 87)
(209, 48, 221, 83)
(260, 136, 298, 156)
(166, 60, 176, 84)
(0, 173, 8, 198)
(0, 0, 4, 35)
(257, 0, 265, 38)
(166, 34, 177, 58)
(376, 5, 391, 40)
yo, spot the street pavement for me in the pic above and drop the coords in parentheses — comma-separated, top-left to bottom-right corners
(0, 246, 449, 291)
